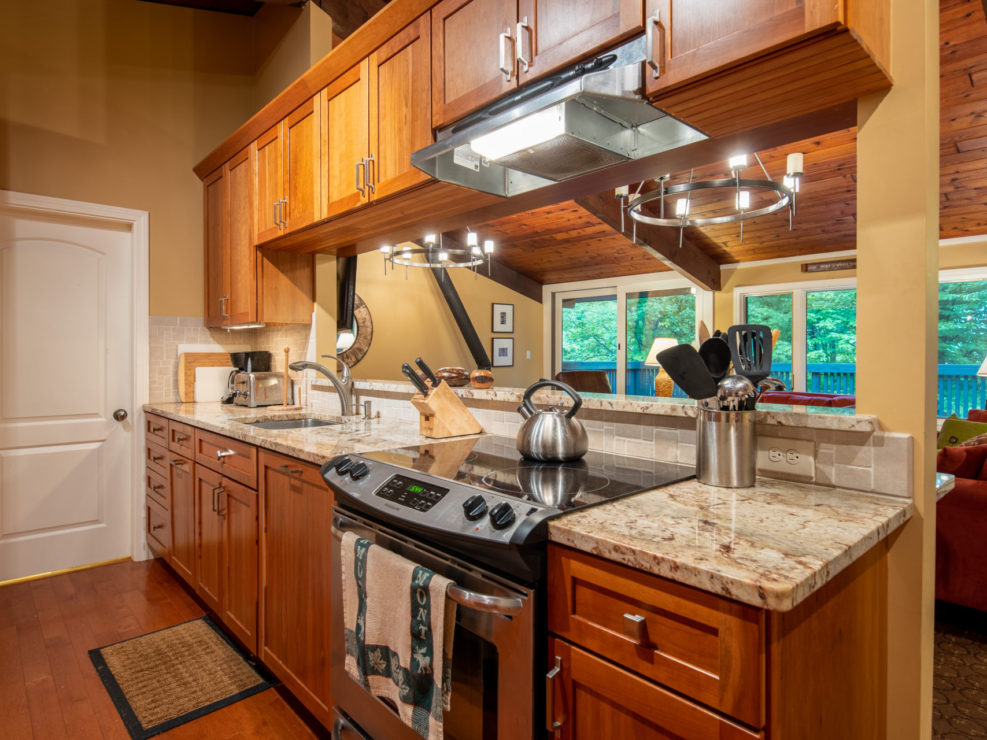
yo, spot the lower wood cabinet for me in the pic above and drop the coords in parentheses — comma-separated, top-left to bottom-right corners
(194, 464, 259, 653)
(168, 449, 196, 585)
(259, 451, 333, 726)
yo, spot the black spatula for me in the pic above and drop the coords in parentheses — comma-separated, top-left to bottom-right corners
(726, 324, 773, 386)
(655, 344, 718, 401)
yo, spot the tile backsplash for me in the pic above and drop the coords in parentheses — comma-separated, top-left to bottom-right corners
(149, 316, 314, 403)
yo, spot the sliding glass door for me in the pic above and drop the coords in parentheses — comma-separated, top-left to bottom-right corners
(558, 290, 619, 393)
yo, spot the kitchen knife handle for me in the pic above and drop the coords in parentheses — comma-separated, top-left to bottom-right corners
(415, 357, 439, 386)
(401, 363, 429, 395)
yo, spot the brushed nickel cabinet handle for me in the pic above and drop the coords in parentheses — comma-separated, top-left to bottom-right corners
(546, 655, 562, 731)
(151, 523, 165, 531)
(278, 464, 303, 476)
(150, 425, 164, 433)
(280, 197, 288, 229)
(150, 483, 164, 491)
(365, 154, 375, 195)
(355, 160, 366, 196)
(646, 10, 664, 79)
(622, 612, 648, 643)
(169, 458, 186, 467)
(212, 485, 224, 513)
(151, 454, 164, 463)
(516, 17, 530, 72)
(216, 449, 236, 460)
(498, 27, 514, 82)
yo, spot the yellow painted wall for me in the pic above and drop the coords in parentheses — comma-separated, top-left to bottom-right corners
(348, 251, 543, 389)
(0, 0, 331, 318)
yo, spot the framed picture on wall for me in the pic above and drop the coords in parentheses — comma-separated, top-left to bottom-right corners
(491, 337, 514, 367)
(492, 303, 514, 333)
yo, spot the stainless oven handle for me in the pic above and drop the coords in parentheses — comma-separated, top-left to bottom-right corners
(331, 518, 525, 617)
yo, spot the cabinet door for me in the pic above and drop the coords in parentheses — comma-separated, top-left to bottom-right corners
(283, 97, 322, 231)
(517, 0, 643, 84)
(227, 146, 256, 325)
(254, 123, 284, 244)
(643, 0, 839, 96)
(168, 453, 196, 585)
(431, 0, 517, 129)
(369, 14, 433, 200)
(259, 453, 333, 725)
(221, 477, 259, 654)
(547, 638, 763, 739)
(195, 465, 224, 615)
(324, 61, 371, 218)
(203, 166, 229, 328)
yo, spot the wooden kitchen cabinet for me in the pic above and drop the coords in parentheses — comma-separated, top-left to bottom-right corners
(204, 151, 255, 327)
(168, 449, 196, 585)
(324, 13, 432, 218)
(203, 166, 229, 327)
(547, 637, 762, 739)
(259, 451, 334, 726)
(254, 124, 283, 244)
(431, 0, 642, 128)
(643, 0, 890, 137)
(195, 463, 260, 653)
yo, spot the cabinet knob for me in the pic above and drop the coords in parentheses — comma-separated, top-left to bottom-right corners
(622, 613, 648, 644)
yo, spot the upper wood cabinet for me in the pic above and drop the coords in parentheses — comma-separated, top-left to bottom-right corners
(203, 166, 229, 328)
(431, 0, 643, 128)
(323, 14, 433, 218)
(643, 0, 890, 137)
(254, 98, 323, 242)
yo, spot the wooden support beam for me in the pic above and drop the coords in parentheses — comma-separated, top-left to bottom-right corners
(574, 192, 722, 291)
(312, 0, 391, 40)
(438, 232, 543, 303)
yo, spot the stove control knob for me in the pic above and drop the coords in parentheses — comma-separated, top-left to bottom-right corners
(350, 462, 370, 480)
(463, 494, 488, 521)
(489, 502, 515, 530)
(334, 457, 354, 474)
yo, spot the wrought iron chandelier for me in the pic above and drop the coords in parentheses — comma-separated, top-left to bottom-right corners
(379, 231, 495, 278)
(623, 152, 804, 245)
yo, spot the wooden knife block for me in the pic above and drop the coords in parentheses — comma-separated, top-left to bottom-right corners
(410, 381, 483, 439)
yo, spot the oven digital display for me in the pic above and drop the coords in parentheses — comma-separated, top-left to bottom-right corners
(376, 474, 449, 512)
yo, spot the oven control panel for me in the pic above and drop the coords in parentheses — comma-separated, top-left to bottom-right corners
(376, 474, 449, 512)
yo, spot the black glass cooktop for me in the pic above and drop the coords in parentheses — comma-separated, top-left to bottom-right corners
(360, 435, 695, 513)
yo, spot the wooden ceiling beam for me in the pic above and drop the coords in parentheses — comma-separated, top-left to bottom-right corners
(574, 192, 722, 291)
(311, 0, 391, 40)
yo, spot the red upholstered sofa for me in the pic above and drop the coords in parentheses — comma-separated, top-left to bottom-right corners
(758, 391, 856, 408)
(935, 408, 987, 612)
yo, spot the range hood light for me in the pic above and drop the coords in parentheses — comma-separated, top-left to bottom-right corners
(470, 104, 565, 161)
(226, 322, 265, 330)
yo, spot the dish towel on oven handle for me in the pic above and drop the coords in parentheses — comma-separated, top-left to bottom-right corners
(341, 531, 457, 740)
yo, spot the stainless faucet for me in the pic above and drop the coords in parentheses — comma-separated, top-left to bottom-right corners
(288, 355, 356, 416)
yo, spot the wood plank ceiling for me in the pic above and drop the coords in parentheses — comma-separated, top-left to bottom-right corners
(475, 0, 985, 285)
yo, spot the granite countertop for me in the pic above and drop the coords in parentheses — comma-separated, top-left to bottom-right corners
(145, 401, 910, 613)
(548, 477, 912, 612)
(143, 402, 441, 465)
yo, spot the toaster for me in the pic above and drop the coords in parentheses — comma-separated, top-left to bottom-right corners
(233, 372, 293, 407)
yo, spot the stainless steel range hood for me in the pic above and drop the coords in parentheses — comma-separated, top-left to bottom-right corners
(411, 37, 707, 198)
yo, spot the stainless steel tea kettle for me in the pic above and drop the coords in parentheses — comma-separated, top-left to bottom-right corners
(516, 380, 588, 462)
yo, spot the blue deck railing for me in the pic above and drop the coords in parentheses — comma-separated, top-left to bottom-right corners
(561, 360, 986, 417)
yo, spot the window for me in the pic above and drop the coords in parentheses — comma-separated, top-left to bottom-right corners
(736, 280, 856, 393)
(938, 271, 987, 418)
(553, 277, 708, 396)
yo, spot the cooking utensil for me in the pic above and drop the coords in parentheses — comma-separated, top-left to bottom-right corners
(698, 320, 711, 344)
(717, 374, 755, 411)
(654, 344, 718, 401)
(698, 337, 732, 382)
(516, 380, 588, 462)
(401, 363, 430, 395)
(727, 324, 774, 386)
(415, 357, 440, 386)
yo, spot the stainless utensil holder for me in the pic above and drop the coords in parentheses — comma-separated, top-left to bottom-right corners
(696, 407, 756, 488)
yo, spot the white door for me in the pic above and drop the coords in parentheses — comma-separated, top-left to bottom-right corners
(0, 194, 142, 581)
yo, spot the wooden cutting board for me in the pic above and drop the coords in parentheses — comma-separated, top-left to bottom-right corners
(178, 352, 233, 402)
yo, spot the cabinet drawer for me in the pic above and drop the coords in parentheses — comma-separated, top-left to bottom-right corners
(146, 496, 171, 556)
(145, 440, 170, 479)
(145, 467, 170, 510)
(145, 413, 168, 445)
(548, 637, 762, 740)
(169, 420, 195, 457)
(548, 545, 764, 728)
(195, 429, 258, 488)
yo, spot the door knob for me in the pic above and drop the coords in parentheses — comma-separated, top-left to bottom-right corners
(113, 409, 128, 422)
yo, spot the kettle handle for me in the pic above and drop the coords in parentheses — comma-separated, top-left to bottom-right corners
(520, 380, 583, 419)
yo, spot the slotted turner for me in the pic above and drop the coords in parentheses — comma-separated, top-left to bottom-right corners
(726, 324, 773, 386)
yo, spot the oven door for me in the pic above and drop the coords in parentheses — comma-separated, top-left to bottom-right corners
(331, 507, 537, 740)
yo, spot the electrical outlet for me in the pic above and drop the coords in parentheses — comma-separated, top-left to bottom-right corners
(757, 436, 815, 479)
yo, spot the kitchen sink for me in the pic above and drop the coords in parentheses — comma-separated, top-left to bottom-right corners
(246, 417, 340, 430)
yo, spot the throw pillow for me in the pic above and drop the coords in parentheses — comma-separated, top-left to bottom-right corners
(968, 409, 987, 423)
(937, 444, 987, 479)
(938, 415, 987, 449)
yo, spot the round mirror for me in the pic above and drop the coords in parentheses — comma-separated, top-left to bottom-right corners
(338, 294, 373, 367)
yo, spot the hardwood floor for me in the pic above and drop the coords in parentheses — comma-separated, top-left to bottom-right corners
(0, 558, 318, 739)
